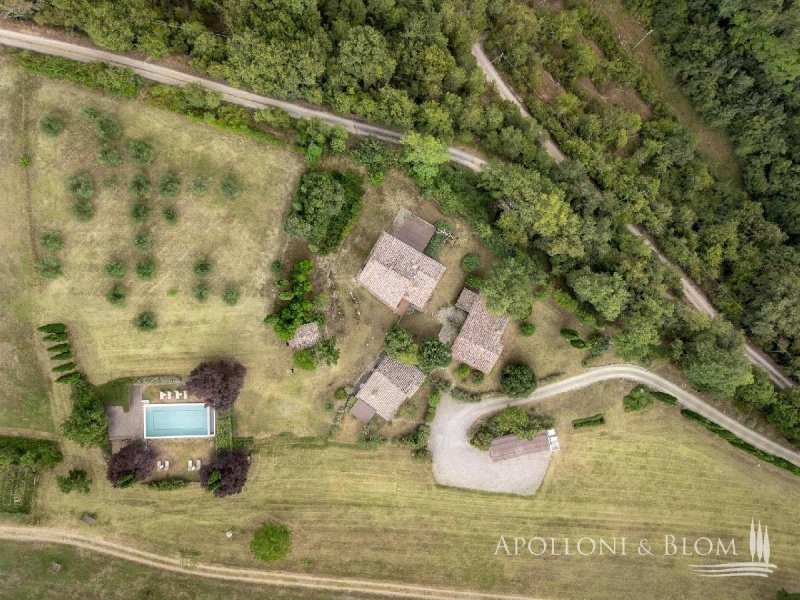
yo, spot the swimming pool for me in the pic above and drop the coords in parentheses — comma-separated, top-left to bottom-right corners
(144, 403, 215, 439)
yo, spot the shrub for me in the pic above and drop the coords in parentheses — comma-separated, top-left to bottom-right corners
(107, 442, 157, 487)
(270, 260, 283, 274)
(572, 414, 606, 428)
(39, 113, 64, 136)
(451, 387, 481, 402)
(52, 351, 73, 361)
(66, 172, 94, 201)
(129, 174, 151, 200)
(588, 333, 611, 357)
(471, 370, 485, 385)
(128, 139, 154, 166)
(105, 259, 126, 279)
(18, 154, 31, 167)
(61, 376, 108, 446)
(47, 342, 70, 353)
(0, 436, 63, 469)
(133, 230, 152, 252)
(71, 199, 96, 221)
(190, 176, 211, 196)
(221, 286, 241, 306)
(623, 385, 655, 412)
(500, 363, 537, 398)
(106, 283, 127, 306)
(147, 478, 189, 490)
(251, 522, 292, 562)
(42, 332, 68, 342)
(12, 52, 143, 98)
(161, 205, 178, 224)
(38, 323, 66, 334)
(133, 311, 157, 331)
(461, 253, 479, 273)
(186, 360, 246, 411)
(520, 322, 536, 337)
(36, 257, 62, 279)
(469, 406, 554, 449)
(293, 349, 316, 370)
(135, 258, 156, 280)
(192, 282, 210, 302)
(417, 339, 451, 373)
(199, 448, 250, 497)
(53, 362, 77, 373)
(220, 173, 242, 199)
(98, 144, 123, 166)
(423, 220, 453, 259)
(39, 230, 64, 252)
(193, 256, 212, 277)
(384, 324, 419, 364)
(158, 173, 181, 197)
(560, 329, 581, 341)
(94, 114, 122, 141)
(456, 363, 471, 379)
(57, 469, 91, 494)
(399, 424, 431, 457)
(464, 274, 483, 290)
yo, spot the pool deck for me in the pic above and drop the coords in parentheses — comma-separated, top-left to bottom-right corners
(107, 384, 145, 441)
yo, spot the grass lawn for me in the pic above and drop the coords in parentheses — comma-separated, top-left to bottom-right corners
(0, 540, 357, 600)
(0, 66, 53, 433)
(24, 380, 800, 599)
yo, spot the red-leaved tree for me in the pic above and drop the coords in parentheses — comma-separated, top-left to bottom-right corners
(185, 360, 246, 411)
(199, 449, 250, 497)
(107, 442, 157, 488)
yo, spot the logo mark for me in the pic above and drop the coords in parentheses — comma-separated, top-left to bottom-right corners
(690, 520, 777, 578)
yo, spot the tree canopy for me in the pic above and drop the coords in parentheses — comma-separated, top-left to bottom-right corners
(186, 360, 247, 411)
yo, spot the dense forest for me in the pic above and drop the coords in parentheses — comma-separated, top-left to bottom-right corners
(2, 0, 799, 445)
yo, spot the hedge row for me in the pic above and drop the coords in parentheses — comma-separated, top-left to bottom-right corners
(680, 409, 800, 477)
(147, 478, 190, 490)
(572, 413, 605, 428)
(0, 436, 63, 469)
(11, 51, 143, 99)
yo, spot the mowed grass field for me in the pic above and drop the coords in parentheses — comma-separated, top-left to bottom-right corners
(0, 541, 357, 600)
(1, 58, 799, 600)
(27, 380, 800, 599)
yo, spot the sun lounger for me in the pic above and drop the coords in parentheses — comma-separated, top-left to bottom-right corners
(164, 460, 170, 470)
(195, 459, 202, 470)
(157, 460, 164, 470)
(188, 459, 194, 470)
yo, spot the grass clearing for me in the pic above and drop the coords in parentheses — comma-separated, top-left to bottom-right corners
(0, 467, 36, 514)
(0, 540, 353, 600)
(22, 379, 800, 599)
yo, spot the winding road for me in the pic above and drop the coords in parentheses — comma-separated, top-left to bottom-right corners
(470, 40, 795, 390)
(0, 27, 792, 387)
(431, 364, 800, 496)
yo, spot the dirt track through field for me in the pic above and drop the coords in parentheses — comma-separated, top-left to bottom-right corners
(0, 526, 543, 600)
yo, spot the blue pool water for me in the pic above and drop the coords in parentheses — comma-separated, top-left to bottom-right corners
(144, 403, 213, 438)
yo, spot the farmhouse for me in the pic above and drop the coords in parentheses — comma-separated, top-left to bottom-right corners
(351, 355, 425, 421)
(451, 289, 508, 373)
(356, 212, 445, 313)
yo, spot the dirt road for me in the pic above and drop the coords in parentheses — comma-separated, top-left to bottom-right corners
(430, 364, 800, 495)
(0, 525, 542, 600)
(471, 39, 794, 390)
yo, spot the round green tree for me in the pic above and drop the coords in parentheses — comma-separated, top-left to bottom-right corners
(105, 259, 126, 279)
(158, 172, 181, 198)
(128, 139, 154, 166)
(461, 253, 479, 273)
(133, 311, 157, 331)
(500, 363, 537, 398)
(136, 257, 156, 280)
(39, 113, 64, 137)
(193, 256, 213, 277)
(250, 522, 291, 562)
(39, 230, 64, 252)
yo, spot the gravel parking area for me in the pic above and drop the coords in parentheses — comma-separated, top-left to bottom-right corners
(428, 393, 552, 496)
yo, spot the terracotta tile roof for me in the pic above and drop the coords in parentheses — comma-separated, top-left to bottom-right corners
(489, 433, 551, 462)
(357, 231, 445, 311)
(287, 322, 320, 350)
(355, 356, 425, 420)
(452, 289, 508, 373)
